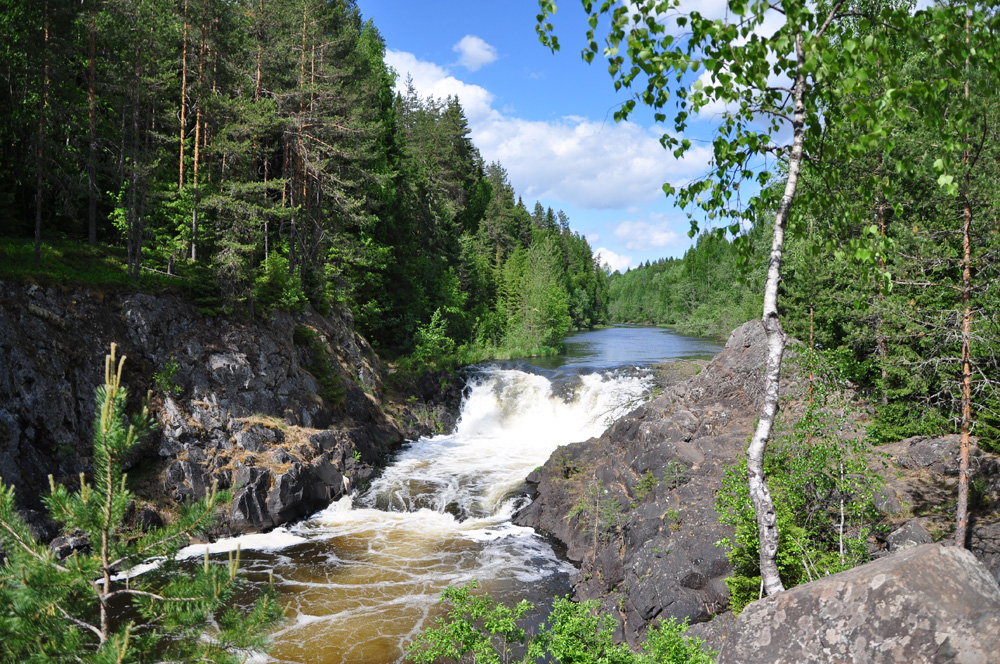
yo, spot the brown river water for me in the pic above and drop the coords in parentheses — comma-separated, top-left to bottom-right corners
(175, 327, 723, 663)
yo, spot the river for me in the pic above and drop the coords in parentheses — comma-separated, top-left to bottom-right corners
(188, 326, 722, 664)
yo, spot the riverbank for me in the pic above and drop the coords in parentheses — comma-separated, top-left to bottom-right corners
(514, 320, 1000, 651)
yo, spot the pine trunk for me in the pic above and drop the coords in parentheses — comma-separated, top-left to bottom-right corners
(190, 0, 206, 262)
(87, 1, 97, 246)
(179, 0, 188, 190)
(34, 0, 50, 265)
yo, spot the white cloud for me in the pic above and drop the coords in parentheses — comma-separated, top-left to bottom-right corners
(387, 50, 713, 211)
(613, 217, 684, 251)
(594, 247, 633, 273)
(386, 50, 498, 123)
(453, 35, 498, 72)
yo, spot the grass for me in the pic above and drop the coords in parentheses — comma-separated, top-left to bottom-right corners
(0, 236, 214, 302)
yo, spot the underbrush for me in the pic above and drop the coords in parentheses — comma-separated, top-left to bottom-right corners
(0, 236, 214, 303)
(716, 350, 885, 614)
(406, 581, 715, 664)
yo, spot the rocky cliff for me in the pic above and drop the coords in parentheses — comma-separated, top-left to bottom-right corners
(0, 280, 434, 537)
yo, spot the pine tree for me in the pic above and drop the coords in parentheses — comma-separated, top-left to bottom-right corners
(0, 344, 281, 662)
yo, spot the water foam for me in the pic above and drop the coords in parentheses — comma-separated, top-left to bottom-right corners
(243, 367, 654, 664)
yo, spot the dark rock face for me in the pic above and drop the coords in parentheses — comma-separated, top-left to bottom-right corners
(716, 544, 1000, 664)
(0, 280, 404, 535)
(874, 435, 1000, 566)
(885, 520, 934, 553)
(516, 317, 1000, 649)
(515, 320, 793, 645)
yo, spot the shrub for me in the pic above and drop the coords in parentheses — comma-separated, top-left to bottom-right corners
(716, 350, 883, 613)
(406, 582, 715, 664)
(254, 253, 306, 313)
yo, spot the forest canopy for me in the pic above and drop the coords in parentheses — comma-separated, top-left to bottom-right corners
(0, 0, 608, 360)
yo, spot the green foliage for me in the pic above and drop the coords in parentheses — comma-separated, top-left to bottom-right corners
(254, 253, 306, 314)
(153, 356, 183, 396)
(406, 583, 715, 664)
(569, 481, 627, 548)
(293, 324, 345, 407)
(539, 597, 634, 664)
(409, 309, 458, 373)
(640, 617, 716, 664)
(406, 581, 536, 664)
(633, 471, 659, 503)
(0, 344, 281, 661)
(716, 352, 884, 613)
(0, 237, 196, 293)
(0, 0, 608, 352)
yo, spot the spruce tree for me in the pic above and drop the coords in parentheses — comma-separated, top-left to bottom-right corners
(0, 344, 281, 662)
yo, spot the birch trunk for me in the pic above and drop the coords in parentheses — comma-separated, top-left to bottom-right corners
(747, 32, 809, 597)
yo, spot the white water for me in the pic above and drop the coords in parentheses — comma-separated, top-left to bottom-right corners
(206, 366, 654, 664)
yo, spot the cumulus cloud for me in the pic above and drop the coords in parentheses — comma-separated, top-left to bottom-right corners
(594, 247, 633, 273)
(613, 216, 685, 251)
(453, 35, 498, 72)
(387, 50, 713, 212)
(385, 50, 497, 122)
(475, 116, 712, 210)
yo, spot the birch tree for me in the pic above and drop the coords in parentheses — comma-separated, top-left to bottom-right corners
(536, 0, 917, 594)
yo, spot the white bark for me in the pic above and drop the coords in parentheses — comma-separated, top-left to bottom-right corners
(746, 31, 809, 598)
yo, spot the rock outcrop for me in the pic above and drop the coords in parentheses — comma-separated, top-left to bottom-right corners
(0, 280, 405, 535)
(716, 543, 1000, 664)
(875, 434, 1000, 568)
(515, 320, 1000, 647)
(515, 320, 801, 645)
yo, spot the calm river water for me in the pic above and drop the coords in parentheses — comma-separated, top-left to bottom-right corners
(187, 326, 723, 663)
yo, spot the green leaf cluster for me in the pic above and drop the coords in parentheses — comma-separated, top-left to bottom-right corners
(715, 350, 884, 613)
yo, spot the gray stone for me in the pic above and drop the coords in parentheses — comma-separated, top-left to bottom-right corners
(135, 507, 164, 533)
(0, 279, 404, 535)
(230, 466, 273, 532)
(873, 485, 901, 515)
(234, 424, 282, 453)
(515, 320, 788, 645)
(51, 530, 90, 560)
(886, 520, 934, 552)
(266, 466, 310, 525)
(716, 544, 1000, 664)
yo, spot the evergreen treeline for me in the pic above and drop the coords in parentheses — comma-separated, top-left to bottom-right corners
(607, 224, 767, 338)
(0, 0, 607, 358)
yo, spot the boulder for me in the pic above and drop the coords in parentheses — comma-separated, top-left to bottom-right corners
(716, 544, 1000, 664)
(885, 520, 933, 553)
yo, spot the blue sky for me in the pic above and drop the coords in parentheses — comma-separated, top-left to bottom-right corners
(354, 0, 732, 272)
